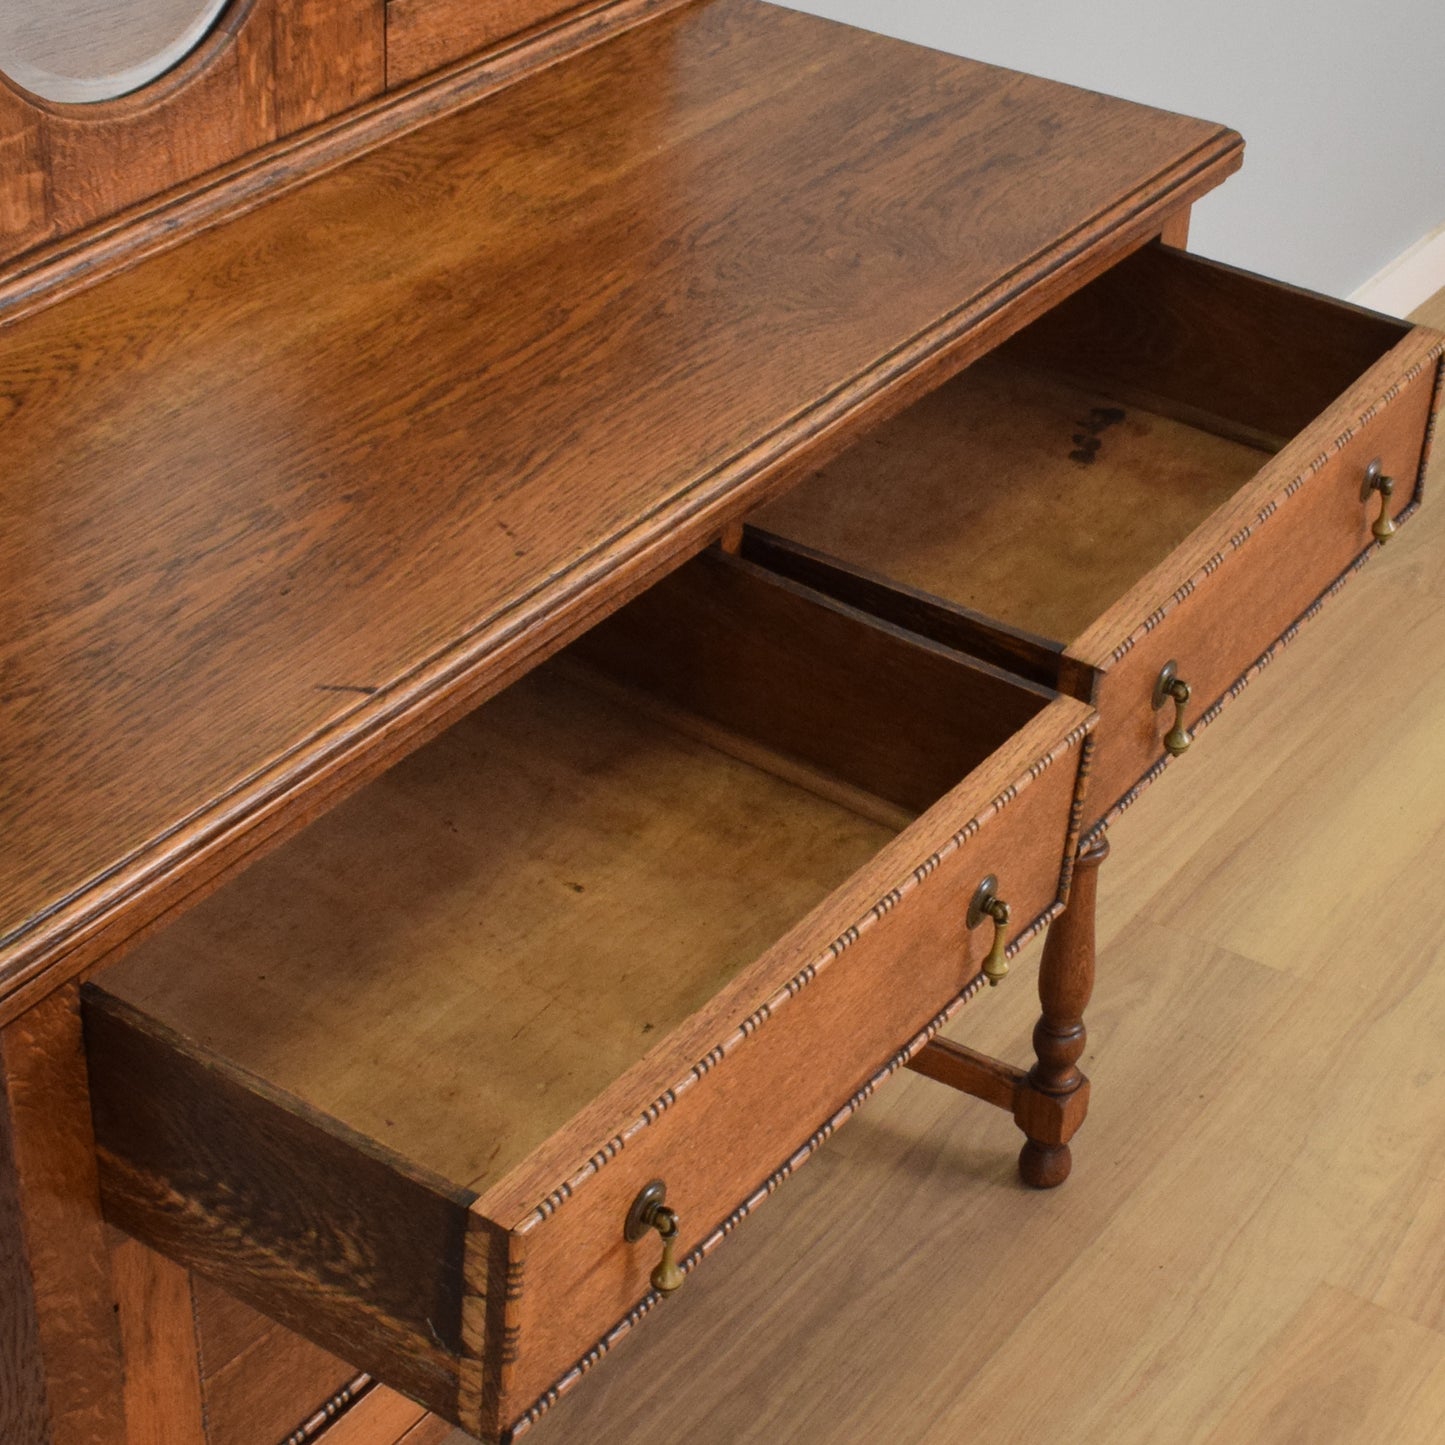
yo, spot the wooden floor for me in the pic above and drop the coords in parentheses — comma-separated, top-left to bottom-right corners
(385, 289, 1445, 1445)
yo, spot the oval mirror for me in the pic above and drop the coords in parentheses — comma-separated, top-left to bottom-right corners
(0, 0, 231, 105)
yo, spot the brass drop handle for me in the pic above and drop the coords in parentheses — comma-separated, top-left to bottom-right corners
(1153, 660, 1193, 757)
(968, 875, 1013, 986)
(625, 1180, 685, 1295)
(1360, 458, 1397, 543)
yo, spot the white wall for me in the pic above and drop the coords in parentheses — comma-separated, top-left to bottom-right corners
(778, 0, 1445, 307)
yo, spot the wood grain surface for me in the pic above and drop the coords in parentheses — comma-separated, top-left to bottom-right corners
(571, 550, 1055, 814)
(310, 1385, 433, 1445)
(0, 0, 694, 324)
(191, 1274, 277, 1383)
(753, 354, 1269, 645)
(205, 1332, 358, 1445)
(86, 988, 480, 1420)
(385, 0, 599, 86)
(105, 1231, 206, 1445)
(739, 527, 1075, 694)
(0, 1080, 51, 1444)
(0, 0, 1239, 1020)
(1015, 834, 1107, 1189)
(94, 652, 907, 1192)
(0, 989, 127, 1445)
(191, 1274, 358, 1445)
(1000, 242, 1411, 446)
(416, 322, 1445, 1442)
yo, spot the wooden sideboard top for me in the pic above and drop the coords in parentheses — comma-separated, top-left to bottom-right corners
(0, 0, 1241, 1011)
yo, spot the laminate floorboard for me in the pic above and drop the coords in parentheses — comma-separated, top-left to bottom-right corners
(408, 290, 1445, 1444)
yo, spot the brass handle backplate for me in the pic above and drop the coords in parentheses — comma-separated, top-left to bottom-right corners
(1152, 660, 1193, 757)
(968, 875, 1012, 986)
(1360, 458, 1397, 542)
(625, 1179, 685, 1295)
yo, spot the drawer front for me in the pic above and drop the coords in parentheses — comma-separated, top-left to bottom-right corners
(89, 698, 1091, 1443)
(86, 547, 1094, 1441)
(484, 701, 1090, 1429)
(742, 244, 1442, 842)
(1082, 348, 1438, 832)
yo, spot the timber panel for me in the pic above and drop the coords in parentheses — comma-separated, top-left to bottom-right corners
(386, 0, 596, 87)
(750, 246, 1444, 833)
(82, 565, 1091, 1437)
(0, 0, 1239, 1015)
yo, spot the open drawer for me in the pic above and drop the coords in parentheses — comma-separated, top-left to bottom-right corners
(748, 244, 1444, 835)
(82, 551, 1093, 1441)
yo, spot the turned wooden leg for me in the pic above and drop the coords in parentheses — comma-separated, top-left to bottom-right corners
(1016, 834, 1108, 1189)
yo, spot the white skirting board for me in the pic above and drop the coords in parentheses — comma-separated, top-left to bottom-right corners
(1350, 222, 1445, 318)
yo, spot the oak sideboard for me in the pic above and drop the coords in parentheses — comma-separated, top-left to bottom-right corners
(2, 2, 1439, 1442)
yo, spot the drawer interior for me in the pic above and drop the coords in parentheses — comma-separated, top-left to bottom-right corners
(92, 551, 1054, 1201)
(749, 243, 1413, 671)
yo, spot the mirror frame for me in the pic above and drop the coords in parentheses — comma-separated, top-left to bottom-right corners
(0, 0, 234, 106)
(0, 0, 386, 279)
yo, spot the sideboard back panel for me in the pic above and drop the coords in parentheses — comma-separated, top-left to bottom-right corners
(386, 0, 588, 87)
(0, 0, 387, 268)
